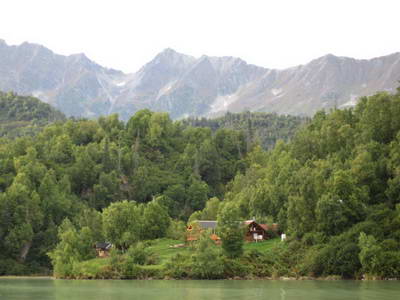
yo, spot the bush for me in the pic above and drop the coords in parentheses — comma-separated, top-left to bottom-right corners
(189, 235, 224, 279)
(126, 243, 148, 265)
(72, 259, 113, 279)
(164, 253, 191, 279)
(222, 257, 252, 278)
(302, 232, 327, 246)
(120, 263, 142, 279)
(0, 259, 29, 275)
(311, 241, 361, 278)
(166, 220, 187, 241)
(376, 251, 400, 278)
(165, 235, 225, 279)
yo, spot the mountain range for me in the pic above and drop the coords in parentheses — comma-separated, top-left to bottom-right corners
(0, 39, 399, 120)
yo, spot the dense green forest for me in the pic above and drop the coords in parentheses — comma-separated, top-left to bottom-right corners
(218, 90, 400, 279)
(0, 90, 400, 280)
(183, 112, 306, 149)
(0, 99, 255, 275)
(0, 92, 66, 137)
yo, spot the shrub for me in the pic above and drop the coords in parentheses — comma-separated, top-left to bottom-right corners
(189, 234, 224, 279)
(164, 253, 191, 279)
(126, 243, 148, 265)
(376, 251, 400, 278)
(222, 257, 252, 278)
(312, 240, 361, 278)
(0, 259, 29, 275)
(166, 219, 187, 241)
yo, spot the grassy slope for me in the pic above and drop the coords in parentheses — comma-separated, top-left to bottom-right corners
(146, 239, 190, 264)
(148, 238, 281, 264)
(73, 238, 281, 278)
(243, 238, 280, 252)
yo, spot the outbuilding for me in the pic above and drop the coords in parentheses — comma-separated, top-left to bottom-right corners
(95, 242, 112, 258)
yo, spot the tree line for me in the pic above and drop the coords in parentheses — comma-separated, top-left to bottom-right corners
(0, 91, 66, 138)
(1, 95, 290, 275)
(1, 89, 400, 279)
(219, 89, 400, 279)
(183, 111, 307, 150)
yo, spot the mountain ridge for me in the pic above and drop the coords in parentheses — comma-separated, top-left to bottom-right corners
(0, 40, 399, 120)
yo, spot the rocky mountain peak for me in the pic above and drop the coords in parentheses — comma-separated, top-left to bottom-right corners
(0, 39, 399, 120)
(151, 48, 195, 67)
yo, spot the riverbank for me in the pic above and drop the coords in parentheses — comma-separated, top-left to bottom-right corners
(4, 239, 397, 281)
(53, 238, 283, 280)
(0, 276, 53, 279)
(1, 274, 398, 281)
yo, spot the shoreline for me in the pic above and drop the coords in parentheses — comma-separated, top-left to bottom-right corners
(0, 276, 54, 279)
(1, 275, 397, 281)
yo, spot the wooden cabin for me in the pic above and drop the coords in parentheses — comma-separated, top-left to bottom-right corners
(244, 220, 268, 241)
(95, 242, 112, 258)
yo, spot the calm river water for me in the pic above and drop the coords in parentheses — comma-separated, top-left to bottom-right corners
(0, 278, 399, 300)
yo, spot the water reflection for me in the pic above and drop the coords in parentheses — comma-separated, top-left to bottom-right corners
(0, 279, 399, 300)
(280, 287, 286, 300)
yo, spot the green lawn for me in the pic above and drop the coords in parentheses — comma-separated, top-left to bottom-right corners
(146, 238, 190, 264)
(82, 238, 280, 271)
(243, 238, 281, 252)
(72, 238, 282, 278)
(145, 237, 281, 264)
(147, 237, 281, 255)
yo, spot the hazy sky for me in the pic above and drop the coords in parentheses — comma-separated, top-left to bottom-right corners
(1, 0, 399, 73)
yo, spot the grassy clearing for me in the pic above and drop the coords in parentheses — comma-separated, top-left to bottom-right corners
(62, 238, 283, 279)
(81, 238, 281, 268)
(146, 238, 281, 264)
(70, 238, 280, 278)
(146, 239, 189, 264)
(243, 238, 281, 253)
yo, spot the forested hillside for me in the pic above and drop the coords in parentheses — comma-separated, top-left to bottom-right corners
(183, 112, 306, 149)
(0, 91, 66, 137)
(0, 90, 400, 280)
(220, 89, 400, 279)
(0, 107, 251, 275)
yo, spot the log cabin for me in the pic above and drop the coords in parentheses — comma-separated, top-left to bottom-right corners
(244, 220, 269, 241)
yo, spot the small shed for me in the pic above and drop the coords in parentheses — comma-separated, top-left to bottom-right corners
(95, 242, 112, 258)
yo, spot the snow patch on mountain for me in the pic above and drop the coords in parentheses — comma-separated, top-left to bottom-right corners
(271, 88, 282, 96)
(115, 81, 126, 87)
(210, 94, 238, 114)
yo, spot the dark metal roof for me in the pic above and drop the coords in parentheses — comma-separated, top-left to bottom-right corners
(95, 242, 112, 250)
(196, 220, 218, 229)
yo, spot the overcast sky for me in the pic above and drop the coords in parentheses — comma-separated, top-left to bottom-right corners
(0, 0, 399, 73)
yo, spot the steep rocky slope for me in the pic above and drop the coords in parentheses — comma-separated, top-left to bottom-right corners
(0, 39, 399, 119)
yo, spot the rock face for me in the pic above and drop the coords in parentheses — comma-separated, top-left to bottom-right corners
(0, 39, 125, 118)
(0, 39, 399, 120)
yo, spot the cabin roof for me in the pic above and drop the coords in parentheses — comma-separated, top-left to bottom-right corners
(196, 220, 218, 229)
(244, 220, 256, 225)
(95, 242, 112, 250)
